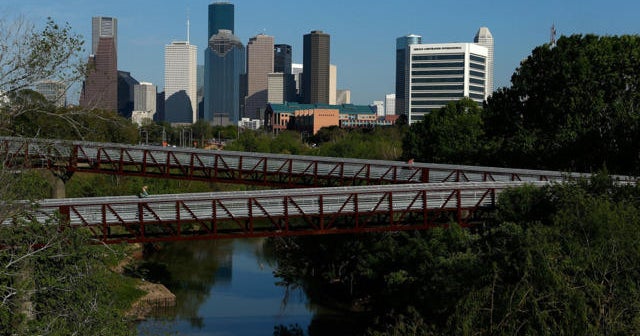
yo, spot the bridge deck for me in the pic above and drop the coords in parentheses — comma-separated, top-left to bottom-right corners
(13, 181, 549, 244)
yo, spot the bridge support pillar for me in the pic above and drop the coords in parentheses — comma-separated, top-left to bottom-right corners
(41, 169, 66, 199)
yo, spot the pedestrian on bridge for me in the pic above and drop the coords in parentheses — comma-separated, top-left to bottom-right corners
(139, 185, 149, 198)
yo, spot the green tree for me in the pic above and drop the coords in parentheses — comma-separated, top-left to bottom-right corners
(484, 34, 640, 174)
(402, 97, 484, 164)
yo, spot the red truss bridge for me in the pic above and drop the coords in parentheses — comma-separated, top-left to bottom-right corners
(17, 181, 548, 244)
(2, 136, 633, 244)
(0, 136, 610, 187)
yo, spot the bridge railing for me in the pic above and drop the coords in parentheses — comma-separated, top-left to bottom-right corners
(1, 136, 627, 187)
(8, 181, 550, 244)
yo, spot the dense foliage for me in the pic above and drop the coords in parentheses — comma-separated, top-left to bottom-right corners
(269, 176, 640, 335)
(404, 34, 640, 175)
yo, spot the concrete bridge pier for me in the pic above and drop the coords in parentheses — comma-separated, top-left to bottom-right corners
(41, 169, 66, 199)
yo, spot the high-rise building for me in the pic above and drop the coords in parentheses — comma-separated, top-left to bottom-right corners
(336, 89, 351, 104)
(164, 41, 198, 124)
(474, 27, 494, 94)
(134, 82, 157, 113)
(117, 70, 139, 119)
(292, 63, 303, 98)
(208, 2, 234, 38)
(80, 16, 118, 111)
(371, 100, 384, 117)
(302, 30, 330, 104)
(132, 82, 157, 126)
(274, 44, 292, 74)
(245, 34, 274, 120)
(329, 64, 337, 105)
(406, 42, 488, 124)
(34, 80, 66, 107)
(385, 93, 396, 116)
(267, 73, 296, 104)
(204, 29, 245, 125)
(395, 34, 422, 116)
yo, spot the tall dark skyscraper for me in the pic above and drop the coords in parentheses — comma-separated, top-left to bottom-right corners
(395, 34, 422, 116)
(204, 29, 245, 125)
(208, 2, 234, 38)
(274, 44, 292, 74)
(302, 30, 330, 104)
(80, 16, 118, 111)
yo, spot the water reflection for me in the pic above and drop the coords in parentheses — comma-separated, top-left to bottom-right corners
(136, 238, 314, 335)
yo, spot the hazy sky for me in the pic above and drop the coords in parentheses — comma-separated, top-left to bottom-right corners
(2, 0, 639, 105)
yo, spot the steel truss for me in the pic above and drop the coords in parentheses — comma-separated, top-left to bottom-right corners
(0, 136, 605, 188)
(22, 181, 548, 244)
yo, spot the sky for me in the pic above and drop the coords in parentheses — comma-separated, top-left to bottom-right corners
(2, 0, 640, 105)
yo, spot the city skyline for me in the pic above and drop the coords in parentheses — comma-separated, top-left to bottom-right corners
(2, 0, 639, 105)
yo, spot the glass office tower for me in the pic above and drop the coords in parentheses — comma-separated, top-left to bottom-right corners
(208, 2, 234, 38)
(204, 29, 245, 125)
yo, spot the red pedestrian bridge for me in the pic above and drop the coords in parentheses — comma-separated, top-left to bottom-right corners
(1, 136, 627, 244)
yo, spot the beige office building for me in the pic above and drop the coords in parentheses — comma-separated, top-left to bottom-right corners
(245, 34, 274, 119)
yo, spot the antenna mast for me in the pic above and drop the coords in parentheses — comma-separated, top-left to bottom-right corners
(187, 7, 191, 43)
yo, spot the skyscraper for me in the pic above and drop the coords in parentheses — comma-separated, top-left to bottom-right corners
(245, 34, 274, 120)
(385, 93, 396, 116)
(395, 34, 422, 116)
(474, 27, 494, 93)
(80, 16, 118, 111)
(132, 82, 157, 126)
(302, 30, 330, 104)
(329, 64, 337, 105)
(406, 42, 488, 124)
(34, 80, 67, 107)
(164, 41, 198, 124)
(208, 2, 234, 38)
(117, 70, 139, 119)
(134, 82, 157, 114)
(204, 29, 245, 125)
(274, 44, 292, 74)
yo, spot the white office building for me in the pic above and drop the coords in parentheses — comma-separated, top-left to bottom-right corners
(165, 41, 198, 124)
(371, 100, 385, 117)
(474, 27, 494, 94)
(132, 82, 157, 125)
(385, 93, 396, 116)
(407, 42, 488, 124)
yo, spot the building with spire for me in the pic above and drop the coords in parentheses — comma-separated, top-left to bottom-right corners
(474, 27, 494, 93)
(164, 41, 198, 124)
(80, 16, 118, 111)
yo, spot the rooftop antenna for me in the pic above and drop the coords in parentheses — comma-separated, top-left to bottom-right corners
(186, 7, 191, 43)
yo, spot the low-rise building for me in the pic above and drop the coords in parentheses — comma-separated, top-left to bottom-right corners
(265, 102, 392, 135)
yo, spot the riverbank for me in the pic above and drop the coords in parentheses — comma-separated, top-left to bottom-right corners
(111, 244, 177, 321)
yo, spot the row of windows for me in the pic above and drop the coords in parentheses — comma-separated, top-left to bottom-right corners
(412, 85, 465, 91)
(413, 62, 465, 68)
(411, 100, 460, 106)
(470, 77, 485, 85)
(411, 108, 434, 114)
(412, 92, 464, 98)
(412, 70, 464, 76)
(412, 54, 464, 61)
(469, 85, 485, 93)
(470, 70, 485, 78)
(470, 62, 485, 70)
(470, 54, 486, 63)
(469, 93, 485, 100)
(411, 77, 463, 83)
